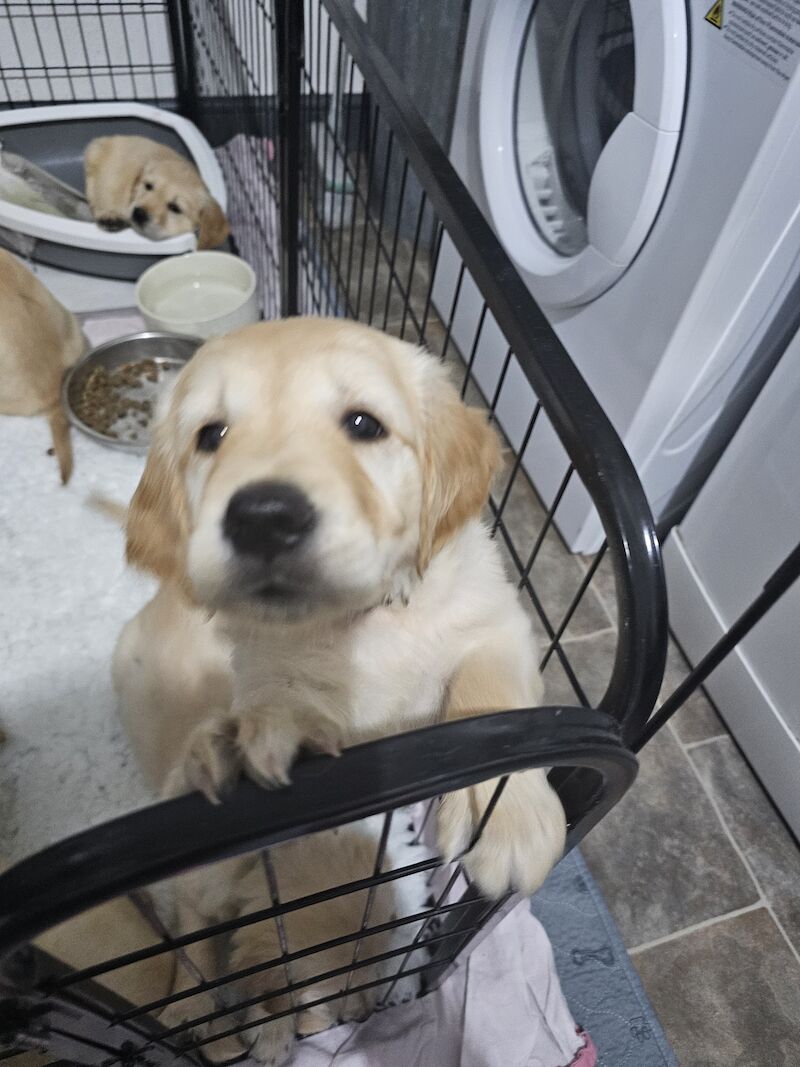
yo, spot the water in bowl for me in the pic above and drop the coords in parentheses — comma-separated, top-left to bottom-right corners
(149, 276, 245, 322)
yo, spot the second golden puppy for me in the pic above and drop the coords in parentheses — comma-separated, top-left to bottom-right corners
(84, 135, 229, 248)
(0, 249, 84, 483)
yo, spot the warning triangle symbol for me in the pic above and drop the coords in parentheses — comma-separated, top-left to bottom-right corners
(705, 0, 724, 29)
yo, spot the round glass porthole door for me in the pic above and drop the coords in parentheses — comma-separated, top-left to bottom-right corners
(480, 0, 687, 308)
(515, 0, 635, 258)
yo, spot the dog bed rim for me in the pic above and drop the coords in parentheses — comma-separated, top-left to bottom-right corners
(0, 101, 227, 256)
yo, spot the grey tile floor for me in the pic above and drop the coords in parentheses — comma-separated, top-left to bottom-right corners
(490, 460, 800, 1064)
(577, 587, 800, 1066)
(338, 217, 800, 1064)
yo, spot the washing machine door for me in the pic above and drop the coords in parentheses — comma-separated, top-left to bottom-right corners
(480, 0, 687, 308)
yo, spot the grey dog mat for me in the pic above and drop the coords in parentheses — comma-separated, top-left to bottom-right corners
(533, 850, 678, 1067)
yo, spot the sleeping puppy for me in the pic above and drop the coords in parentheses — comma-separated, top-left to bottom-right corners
(0, 250, 84, 483)
(84, 135, 229, 248)
(113, 318, 566, 1058)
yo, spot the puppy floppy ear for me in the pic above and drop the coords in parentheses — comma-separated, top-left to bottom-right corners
(417, 364, 503, 572)
(196, 197, 230, 249)
(126, 419, 189, 584)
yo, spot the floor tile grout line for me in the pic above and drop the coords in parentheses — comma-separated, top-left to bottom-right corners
(683, 734, 731, 752)
(628, 899, 766, 956)
(668, 721, 800, 968)
(559, 625, 617, 646)
(763, 901, 800, 970)
(667, 721, 760, 896)
(574, 555, 617, 629)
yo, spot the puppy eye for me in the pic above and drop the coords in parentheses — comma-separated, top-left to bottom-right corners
(342, 411, 385, 441)
(144, 181, 154, 191)
(196, 422, 228, 452)
(168, 201, 182, 215)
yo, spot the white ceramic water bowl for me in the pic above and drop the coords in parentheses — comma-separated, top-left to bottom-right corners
(136, 251, 259, 340)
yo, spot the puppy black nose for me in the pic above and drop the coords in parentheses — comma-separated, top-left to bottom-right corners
(224, 481, 317, 562)
(132, 206, 149, 225)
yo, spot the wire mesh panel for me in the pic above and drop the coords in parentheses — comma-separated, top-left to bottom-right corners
(292, 0, 664, 736)
(175, 0, 283, 320)
(0, 0, 176, 107)
(0, 712, 636, 1065)
(0, 0, 668, 1064)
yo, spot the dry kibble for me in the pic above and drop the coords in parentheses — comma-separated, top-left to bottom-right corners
(73, 359, 165, 439)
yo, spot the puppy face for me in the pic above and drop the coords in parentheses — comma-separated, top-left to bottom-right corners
(126, 319, 500, 621)
(129, 158, 229, 248)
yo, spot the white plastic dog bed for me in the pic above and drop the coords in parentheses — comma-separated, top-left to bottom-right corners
(0, 102, 226, 280)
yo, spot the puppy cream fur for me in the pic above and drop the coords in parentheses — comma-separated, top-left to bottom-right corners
(113, 318, 566, 1063)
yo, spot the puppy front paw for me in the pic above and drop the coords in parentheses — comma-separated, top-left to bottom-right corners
(96, 215, 128, 232)
(164, 712, 242, 802)
(437, 769, 566, 899)
(238, 710, 341, 789)
(165, 710, 343, 801)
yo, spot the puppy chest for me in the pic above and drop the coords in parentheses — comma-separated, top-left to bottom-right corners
(231, 623, 451, 737)
(348, 627, 451, 736)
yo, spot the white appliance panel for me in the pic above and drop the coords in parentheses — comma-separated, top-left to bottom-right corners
(440, 0, 800, 551)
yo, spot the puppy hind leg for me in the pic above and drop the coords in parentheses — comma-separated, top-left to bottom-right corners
(158, 891, 248, 1063)
(228, 910, 297, 1066)
(242, 1003, 296, 1067)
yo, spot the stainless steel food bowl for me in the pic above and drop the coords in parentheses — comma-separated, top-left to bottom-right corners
(63, 331, 202, 453)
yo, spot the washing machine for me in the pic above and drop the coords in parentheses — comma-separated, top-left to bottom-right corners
(436, 0, 800, 551)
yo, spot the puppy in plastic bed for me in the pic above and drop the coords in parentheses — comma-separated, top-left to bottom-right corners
(113, 318, 566, 1062)
(0, 249, 84, 483)
(84, 135, 229, 248)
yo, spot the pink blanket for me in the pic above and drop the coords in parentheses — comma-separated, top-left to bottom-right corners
(289, 903, 596, 1067)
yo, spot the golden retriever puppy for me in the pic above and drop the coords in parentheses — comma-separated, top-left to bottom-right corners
(0, 250, 84, 483)
(116, 318, 566, 893)
(84, 135, 229, 248)
(113, 318, 566, 1059)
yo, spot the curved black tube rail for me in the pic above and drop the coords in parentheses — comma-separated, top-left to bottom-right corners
(0, 708, 634, 958)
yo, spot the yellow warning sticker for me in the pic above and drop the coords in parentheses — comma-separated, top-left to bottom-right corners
(705, 0, 724, 29)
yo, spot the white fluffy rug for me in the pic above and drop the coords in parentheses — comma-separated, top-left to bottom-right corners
(0, 315, 158, 865)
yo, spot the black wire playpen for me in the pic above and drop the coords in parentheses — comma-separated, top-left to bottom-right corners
(1, 2, 798, 1064)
